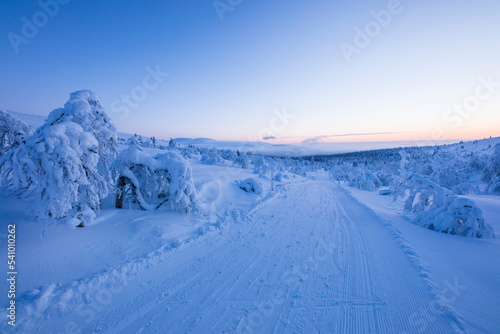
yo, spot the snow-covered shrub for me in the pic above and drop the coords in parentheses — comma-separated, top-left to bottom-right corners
(347, 167, 381, 191)
(290, 165, 306, 177)
(392, 173, 452, 213)
(376, 166, 397, 187)
(452, 182, 479, 195)
(329, 165, 347, 182)
(233, 151, 250, 169)
(468, 154, 487, 172)
(112, 142, 199, 212)
(0, 110, 32, 155)
(416, 197, 495, 238)
(201, 147, 222, 165)
(392, 173, 495, 238)
(0, 90, 117, 227)
(482, 144, 500, 194)
(252, 155, 269, 175)
(274, 172, 283, 182)
(220, 149, 236, 161)
(238, 178, 264, 196)
(489, 176, 500, 195)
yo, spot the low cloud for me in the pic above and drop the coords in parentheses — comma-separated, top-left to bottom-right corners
(301, 132, 400, 144)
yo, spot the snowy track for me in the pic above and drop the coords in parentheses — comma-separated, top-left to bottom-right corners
(34, 181, 462, 333)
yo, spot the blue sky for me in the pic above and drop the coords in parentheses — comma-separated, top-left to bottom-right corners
(1, 0, 499, 144)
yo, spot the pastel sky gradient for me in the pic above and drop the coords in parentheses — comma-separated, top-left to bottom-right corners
(1, 0, 499, 144)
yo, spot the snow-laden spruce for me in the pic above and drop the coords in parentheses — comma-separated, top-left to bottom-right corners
(112, 140, 199, 212)
(0, 110, 32, 155)
(0, 90, 118, 227)
(392, 173, 495, 238)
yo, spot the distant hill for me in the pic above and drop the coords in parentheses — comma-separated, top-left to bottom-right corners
(7, 110, 497, 156)
(2, 110, 47, 130)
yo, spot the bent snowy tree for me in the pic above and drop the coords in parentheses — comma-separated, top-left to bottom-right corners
(392, 172, 495, 238)
(112, 141, 199, 212)
(0, 90, 118, 227)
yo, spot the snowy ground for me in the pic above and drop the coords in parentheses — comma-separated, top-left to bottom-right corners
(2, 161, 498, 333)
(343, 184, 500, 334)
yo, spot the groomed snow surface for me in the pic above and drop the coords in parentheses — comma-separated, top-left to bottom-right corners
(1, 166, 499, 333)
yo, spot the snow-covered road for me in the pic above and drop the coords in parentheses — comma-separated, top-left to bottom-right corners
(36, 181, 462, 333)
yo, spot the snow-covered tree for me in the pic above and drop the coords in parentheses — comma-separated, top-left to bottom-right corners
(112, 141, 199, 212)
(392, 173, 452, 213)
(482, 144, 500, 194)
(0, 110, 32, 155)
(0, 90, 117, 227)
(168, 138, 178, 149)
(391, 173, 495, 238)
(416, 197, 495, 238)
(347, 167, 381, 191)
(233, 151, 250, 169)
(201, 147, 222, 165)
(252, 155, 269, 175)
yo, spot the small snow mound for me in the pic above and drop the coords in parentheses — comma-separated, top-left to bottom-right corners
(238, 178, 264, 196)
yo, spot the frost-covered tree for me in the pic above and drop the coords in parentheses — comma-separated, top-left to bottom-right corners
(201, 147, 222, 165)
(482, 144, 500, 194)
(392, 173, 452, 213)
(0, 110, 32, 155)
(112, 141, 199, 212)
(391, 173, 495, 238)
(0, 90, 118, 227)
(252, 155, 269, 175)
(233, 151, 250, 169)
(347, 167, 381, 191)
